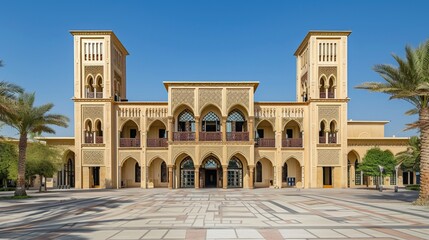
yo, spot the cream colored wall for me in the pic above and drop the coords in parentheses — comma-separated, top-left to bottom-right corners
(147, 121, 166, 139)
(283, 120, 301, 138)
(347, 122, 386, 138)
(121, 158, 140, 188)
(254, 158, 273, 188)
(256, 121, 275, 139)
(148, 158, 168, 188)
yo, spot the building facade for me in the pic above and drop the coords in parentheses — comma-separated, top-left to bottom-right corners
(42, 30, 414, 190)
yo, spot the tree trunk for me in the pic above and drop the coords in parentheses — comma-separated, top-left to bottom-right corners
(417, 108, 429, 205)
(14, 133, 27, 196)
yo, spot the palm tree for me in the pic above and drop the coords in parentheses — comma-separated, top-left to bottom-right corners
(396, 136, 421, 172)
(0, 81, 24, 118)
(3, 92, 69, 196)
(356, 40, 429, 205)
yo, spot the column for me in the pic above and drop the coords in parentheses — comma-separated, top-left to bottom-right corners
(168, 165, 173, 189)
(223, 166, 228, 189)
(195, 117, 200, 141)
(222, 117, 227, 142)
(168, 117, 173, 142)
(325, 130, 329, 144)
(324, 86, 328, 98)
(195, 165, 200, 189)
(93, 131, 96, 143)
(249, 166, 254, 189)
(350, 162, 355, 188)
(248, 117, 254, 141)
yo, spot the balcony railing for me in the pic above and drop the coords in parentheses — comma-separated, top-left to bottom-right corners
(96, 92, 103, 98)
(86, 92, 94, 98)
(147, 138, 168, 147)
(95, 136, 103, 144)
(227, 132, 249, 141)
(256, 138, 275, 147)
(319, 137, 326, 144)
(328, 91, 335, 98)
(282, 138, 303, 148)
(120, 138, 141, 147)
(84, 132, 94, 143)
(173, 132, 195, 141)
(199, 132, 222, 141)
(85, 92, 103, 98)
(320, 92, 326, 98)
(328, 136, 337, 144)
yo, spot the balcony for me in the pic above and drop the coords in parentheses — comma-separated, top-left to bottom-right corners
(319, 92, 326, 98)
(86, 92, 94, 98)
(147, 138, 168, 147)
(173, 132, 195, 141)
(199, 132, 222, 141)
(96, 92, 103, 98)
(227, 132, 249, 141)
(120, 138, 141, 147)
(256, 138, 275, 147)
(282, 138, 303, 148)
(328, 91, 335, 98)
(95, 136, 103, 144)
(319, 137, 326, 144)
(85, 92, 103, 98)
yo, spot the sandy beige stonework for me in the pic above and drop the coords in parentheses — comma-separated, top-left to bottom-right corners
(40, 30, 415, 190)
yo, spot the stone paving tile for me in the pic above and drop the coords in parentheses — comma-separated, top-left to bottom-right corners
(109, 230, 148, 239)
(207, 229, 237, 239)
(235, 229, 264, 239)
(333, 229, 371, 238)
(164, 229, 187, 239)
(258, 229, 283, 240)
(142, 229, 168, 239)
(185, 229, 206, 240)
(278, 229, 317, 239)
(307, 229, 345, 238)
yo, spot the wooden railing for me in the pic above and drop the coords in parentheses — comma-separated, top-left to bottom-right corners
(173, 132, 195, 141)
(120, 138, 141, 147)
(147, 138, 168, 147)
(95, 136, 103, 144)
(227, 132, 249, 141)
(256, 138, 275, 147)
(199, 132, 222, 141)
(282, 138, 303, 148)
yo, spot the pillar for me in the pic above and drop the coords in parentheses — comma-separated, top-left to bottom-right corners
(222, 117, 227, 142)
(248, 117, 254, 141)
(195, 165, 200, 189)
(325, 130, 329, 144)
(249, 166, 254, 189)
(223, 166, 228, 189)
(168, 117, 173, 142)
(195, 117, 200, 141)
(350, 162, 355, 188)
(168, 165, 173, 189)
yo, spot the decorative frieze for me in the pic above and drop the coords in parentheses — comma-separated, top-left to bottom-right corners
(226, 89, 249, 111)
(317, 149, 340, 166)
(171, 88, 195, 112)
(198, 88, 222, 113)
(82, 150, 104, 165)
(82, 105, 104, 121)
(318, 105, 339, 123)
(84, 66, 103, 78)
(318, 66, 337, 79)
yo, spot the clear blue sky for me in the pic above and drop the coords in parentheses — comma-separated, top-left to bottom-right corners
(0, 0, 427, 138)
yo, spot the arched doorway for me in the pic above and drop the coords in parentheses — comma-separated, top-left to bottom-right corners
(254, 158, 274, 188)
(58, 151, 75, 188)
(347, 150, 360, 187)
(121, 158, 140, 188)
(148, 158, 168, 188)
(200, 156, 222, 188)
(180, 157, 195, 188)
(227, 157, 243, 188)
(282, 158, 302, 187)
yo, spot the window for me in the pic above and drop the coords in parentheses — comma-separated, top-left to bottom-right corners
(135, 163, 141, 182)
(178, 109, 195, 132)
(130, 129, 137, 138)
(161, 161, 167, 182)
(227, 110, 246, 132)
(202, 112, 220, 132)
(159, 129, 166, 138)
(286, 129, 293, 139)
(256, 162, 262, 182)
(257, 129, 264, 139)
(282, 163, 288, 182)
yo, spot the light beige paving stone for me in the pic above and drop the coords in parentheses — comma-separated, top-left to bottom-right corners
(235, 229, 264, 239)
(164, 229, 186, 239)
(110, 230, 148, 239)
(358, 228, 398, 238)
(333, 229, 371, 238)
(207, 229, 237, 239)
(142, 230, 167, 239)
(278, 229, 317, 239)
(307, 229, 345, 238)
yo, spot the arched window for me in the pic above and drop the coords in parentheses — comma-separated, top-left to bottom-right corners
(227, 157, 243, 188)
(95, 120, 103, 143)
(355, 161, 361, 185)
(86, 76, 94, 98)
(95, 76, 103, 98)
(135, 163, 141, 183)
(84, 120, 93, 143)
(178, 109, 195, 132)
(319, 121, 326, 143)
(329, 121, 337, 143)
(256, 161, 262, 182)
(67, 158, 75, 188)
(319, 77, 326, 98)
(227, 109, 247, 133)
(161, 161, 167, 183)
(203, 157, 220, 169)
(282, 163, 288, 182)
(180, 157, 195, 188)
(328, 76, 335, 98)
(202, 111, 220, 132)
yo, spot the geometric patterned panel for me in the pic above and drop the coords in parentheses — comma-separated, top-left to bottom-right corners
(227, 88, 249, 111)
(146, 151, 168, 166)
(318, 66, 337, 79)
(318, 105, 339, 123)
(199, 88, 222, 113)
(317, 149, 340, 166)
(171, 88, 195, 112)
(82, 105, 104, 121)
(82, 150, 104, 165)
(119, 151, 141, 166)
(84, 66, 103, 80)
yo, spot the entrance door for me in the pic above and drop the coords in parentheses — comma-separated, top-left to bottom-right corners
(92, 167, 100, 187)
(205, 170, 217, 187)
(323, 167, 332, 188)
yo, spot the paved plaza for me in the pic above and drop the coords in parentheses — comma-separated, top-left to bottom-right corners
(0, 188, 428, 239)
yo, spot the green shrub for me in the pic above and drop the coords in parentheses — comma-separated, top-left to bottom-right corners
(405, 184, 420, 191)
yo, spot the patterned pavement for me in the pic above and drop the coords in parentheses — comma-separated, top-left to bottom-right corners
(0, 188, 428, 239)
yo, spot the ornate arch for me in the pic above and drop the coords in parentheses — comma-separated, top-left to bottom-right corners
(282, 119, 303, 131)
(119, 119, 140, 131)
(121, 157, 139, 167)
